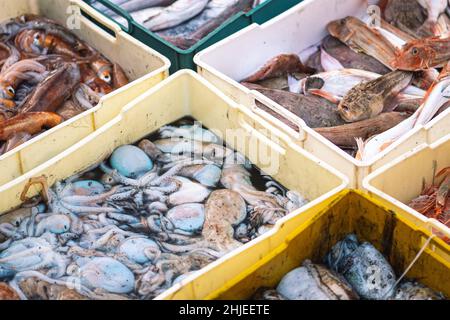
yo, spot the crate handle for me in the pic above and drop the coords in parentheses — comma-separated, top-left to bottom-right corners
(236, 108, 287, 156)
(88, 0, 134, 33)
(248, 89, 306, 141)
(75, 0, 132, 35)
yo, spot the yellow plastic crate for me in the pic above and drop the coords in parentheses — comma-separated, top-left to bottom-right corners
(158, 190, 450, 300)
(364, 134, 450, 242)
(0, 0, 170, 186)
(194, 0, 450, 189)
(0, 70, 348, 298)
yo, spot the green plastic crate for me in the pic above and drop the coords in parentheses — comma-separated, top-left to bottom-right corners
(85, 0, 303, 73)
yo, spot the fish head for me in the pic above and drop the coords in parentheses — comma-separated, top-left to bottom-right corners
(327, 16, 360, 42)
(338, 89, 376, 122)
(327, 17, 349, 38)
(392, 42, 434, 71)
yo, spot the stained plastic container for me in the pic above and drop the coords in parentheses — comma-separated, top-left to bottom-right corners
(364, 133, 450, 241)
(194, 0, 450, 189)
(0, 70, 348, 299)
(0, 0, 170, 187)
(84, 0, 303, 73)
(158, 190, 450, 300)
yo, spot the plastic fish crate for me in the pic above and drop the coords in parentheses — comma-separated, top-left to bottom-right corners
(0, 0, 170, 187)
(0, 70, 348, 299)
(83, 0, 304, 73)
(364, 133, 450, 243)
(194, 0, 450, 189)
(158, 190, 450, 300)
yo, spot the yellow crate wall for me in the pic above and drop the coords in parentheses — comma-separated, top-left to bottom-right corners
(160, 191, 450, 300)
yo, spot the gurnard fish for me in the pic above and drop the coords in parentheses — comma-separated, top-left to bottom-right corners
(327, 16, 398, 70)
(327, 16, 438, 89)
(338, 70, 414, 122)
(291, 69, 424, 104)
(357, 64, 450, 161)
(392, 35, 450, 71)
(158, 0, 254, 50)
(144, 0, 210, 31)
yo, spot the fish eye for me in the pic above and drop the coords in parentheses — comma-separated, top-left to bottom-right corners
(6, 86, 15, 97)
(101, 73, 111, 83)
(411, 47, 419, 56)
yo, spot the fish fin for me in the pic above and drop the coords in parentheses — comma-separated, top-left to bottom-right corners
(308, 89, 340, 104)
(355, 137, 365, 161)
(320, 47, 344, 72)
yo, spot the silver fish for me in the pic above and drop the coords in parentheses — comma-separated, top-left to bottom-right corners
(93, 0, 177, 16)
(144, 0, 210, 31)
(158, 0, 253, 49)
(130, 7, 165, 25)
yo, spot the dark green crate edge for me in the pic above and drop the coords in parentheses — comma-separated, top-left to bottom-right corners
(84, 0, 304, 73)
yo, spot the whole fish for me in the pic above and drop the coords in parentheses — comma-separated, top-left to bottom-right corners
(306, 36, 390, 75)
(241, 82, 346, 128)
(327, 16, 398, 70)
(291, 69, 424, 104)
(392, 36, 450, 71)
(358, 68, 450, 161)
(113, 0, 177, 13)
(158, 0, 254, 50)
(338, 70, 414, 122)
(315, 112, 409, 148)
(130, 7, 165, 25)
(328, 15, 437, 92)
(144, 0, 210, 32)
